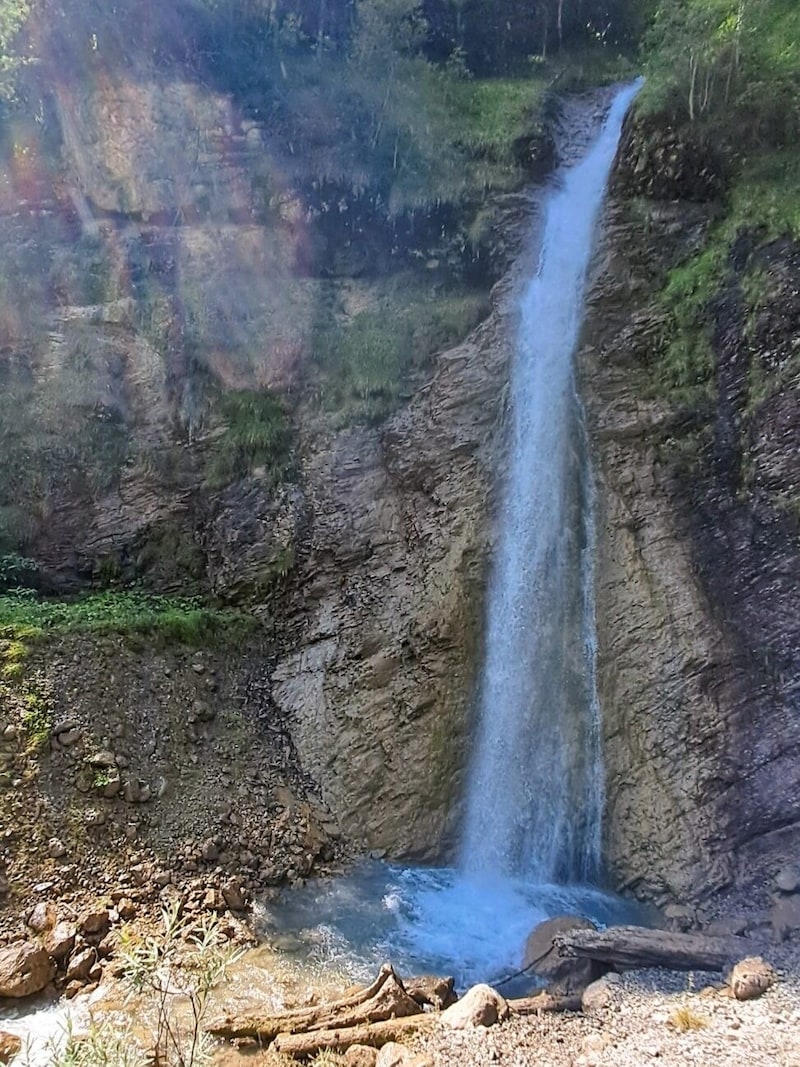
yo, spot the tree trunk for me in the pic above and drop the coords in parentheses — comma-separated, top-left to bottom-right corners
(553, 924, 746, 973)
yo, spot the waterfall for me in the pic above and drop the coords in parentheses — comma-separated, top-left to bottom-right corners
(265, 84, 644, 990)
(460, 82, 641, 885)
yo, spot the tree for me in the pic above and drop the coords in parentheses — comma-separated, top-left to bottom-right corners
(0, 0, 31, 94)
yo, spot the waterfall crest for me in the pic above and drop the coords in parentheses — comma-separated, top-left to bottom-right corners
(460, 82, 642, 885)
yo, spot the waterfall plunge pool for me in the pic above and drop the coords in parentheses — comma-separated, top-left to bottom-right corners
(258, 862, 642, 993)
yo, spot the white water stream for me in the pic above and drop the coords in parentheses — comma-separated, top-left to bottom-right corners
(461, 79, 642, 883)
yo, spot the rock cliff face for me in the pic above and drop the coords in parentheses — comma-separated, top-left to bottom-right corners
(1, 52, 541, 862)
(269, 305, 521, 858)
(580, 122, 800, 905)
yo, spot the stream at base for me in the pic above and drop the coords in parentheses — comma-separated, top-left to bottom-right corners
(259, 862, 640, 992)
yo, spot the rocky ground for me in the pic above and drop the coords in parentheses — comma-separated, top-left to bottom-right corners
(0, 629, 349, 1008)
(408, 955, 800, 1067)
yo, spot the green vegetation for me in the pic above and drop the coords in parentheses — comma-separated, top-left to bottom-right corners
(640, 0, 799, 146)
(0, 0, 29, 93)
(205, 390, 293, 488)
(314, 288, 489, 423)
(636, 3, 800, 404)
(20, 687, 52, 751)
(0, 590, 254, 645)
(0, 553, 37, 590)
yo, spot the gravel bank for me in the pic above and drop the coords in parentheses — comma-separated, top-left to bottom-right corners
(408, 950, 800, 1067)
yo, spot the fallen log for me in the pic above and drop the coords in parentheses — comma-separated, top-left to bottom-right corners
(553, 924, 744, 973)
(208, 964, 421, 1042)
(508, 992, 582, 1015)
(272, 1014, 437, 1058)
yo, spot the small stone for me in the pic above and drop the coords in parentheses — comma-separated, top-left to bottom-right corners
(201, 839, 220, 863)
(79, 908, 110, 937)
(727, 957, 776, 1001)
(664, 904, 696, 932)
(28, 901, 57, 934)
(2, 724, 17, 740)
(66, 947, 95, 983)
(376, 1044, 411, 1067)
(221, 880, 248, 911)
(53, 719, 77, 736)
(440, 984, 508, 1029)
(582, 975, 616, 1012)
(203, 888, 223, 911)
(193, 700, 216, 722)
(87, 750, 117, 768)
(344, 1046, 378, 1067)
(48, 838, 67, 859)
(775, 866, 800, 895)
(58, 729, 81, 747)
(0, 1031, 22, 1064)
(118, 898, 137, 921)
(64, 980, 83, 999)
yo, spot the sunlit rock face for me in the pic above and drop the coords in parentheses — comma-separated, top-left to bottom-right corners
(580, 123, 800, 906)
(0, 20, 538, 856)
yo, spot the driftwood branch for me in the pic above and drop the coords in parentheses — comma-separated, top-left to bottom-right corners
(508, 992, 582, 1014)
(554, 924, 744, 973)
(272, 1015, 436, 1058)
(208, 964, 421, 1042)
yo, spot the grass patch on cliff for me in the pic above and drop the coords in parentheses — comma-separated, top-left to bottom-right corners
(313, 288, 489, 424)
(205, 390, 293, 489)
(0, 591, 254, 645)
(650, 149, 800, 403)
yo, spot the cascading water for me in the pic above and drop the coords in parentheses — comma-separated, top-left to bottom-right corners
(461, 79, 642, 885)
(263, 82, 643, 989)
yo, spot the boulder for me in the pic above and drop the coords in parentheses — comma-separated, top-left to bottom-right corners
(44, 921, 77, 962)
(0, 1032, 22, 1065)
(727, 957, 775, 1001)
(0, 942, 56, 998)
(523, 916, 604, 993)
(440, 984, 508, 1029)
